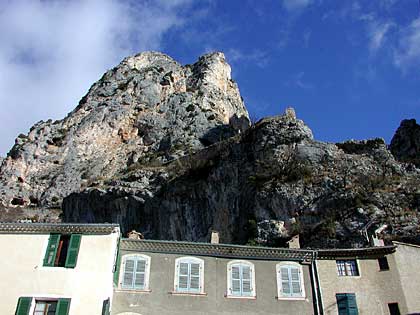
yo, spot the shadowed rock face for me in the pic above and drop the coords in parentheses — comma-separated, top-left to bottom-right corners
(1, 51, 420, 248)
(0, 51, 249, 212)
(390, 119, 420, 167)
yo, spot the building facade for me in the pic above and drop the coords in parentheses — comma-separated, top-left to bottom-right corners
(112, 239, 318, 315)
(1, 222, 420, 315)
(0, 223, 120, 315)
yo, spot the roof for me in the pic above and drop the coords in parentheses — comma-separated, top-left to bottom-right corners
(317, 246, 396, 260)
(393, 241, 420, 249)
(121, 239, 316, 261)
(0, 223, 120, 235)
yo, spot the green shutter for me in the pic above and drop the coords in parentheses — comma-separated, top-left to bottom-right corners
(336, 293, 358, 315)
(56, 298, 71, 315)
(113, 239, 121, 286)
(15, 297, 31, 315)
(102, 299, 110, 315)
(43, 234, 60, 266)
(347, 294, 359, 315)
(65, 234, 82, 268)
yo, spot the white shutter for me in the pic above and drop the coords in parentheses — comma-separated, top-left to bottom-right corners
(242, 266, 252, 295)
(122, 259, 135, 288)
(178, 262, 189, 290)
(134, 259, 146, 289)
(290, 267, 302, 295)
(281, 267, 291, 295)
(231, 265, 241, 294)
(189, 263, 201, 291)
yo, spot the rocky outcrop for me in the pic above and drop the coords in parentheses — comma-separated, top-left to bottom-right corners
(390, 119, 420, 167)
(1, 51, 419, 248)
(63, 109, 420, 248)
(0, 52, 249, 211)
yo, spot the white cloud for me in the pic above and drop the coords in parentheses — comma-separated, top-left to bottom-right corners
(394, 18, 420, 72)
(282, 0, 313, 12)
(0, 0, 192, 156)
(367, 21, 395, 53)
(226, 48, 269, 68)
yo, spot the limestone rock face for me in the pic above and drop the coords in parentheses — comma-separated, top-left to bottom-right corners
(1, 51, 420, 248)
(0, 51, 249, 211)
(63, 109, 420, 247)
(390, 119, 420, 167)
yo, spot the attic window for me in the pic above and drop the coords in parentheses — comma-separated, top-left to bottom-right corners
(336, 260, 359, 276)
(378, 257, 390, 271)
(43, 234, 81, 268)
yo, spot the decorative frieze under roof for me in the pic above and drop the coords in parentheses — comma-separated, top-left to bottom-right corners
(317, 245, 396, 260)
(0, 222, 119, 235)
(121, 239, 316, 262)
(121, 239, 396, 261)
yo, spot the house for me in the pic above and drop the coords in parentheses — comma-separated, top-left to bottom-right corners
(111, 238, 319, 315)
(0, 222, 120, 315)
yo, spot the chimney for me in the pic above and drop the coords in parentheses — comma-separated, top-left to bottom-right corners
(287, 234, 300, 249)
(211, 231, 219, 244)
(127, 230, 144, 240)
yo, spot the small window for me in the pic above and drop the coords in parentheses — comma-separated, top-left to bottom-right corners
(121, 254, 151, 290)
(336, 293, 358, 315)
(388, 303, 401, 315)
(174, 257, 204, 294)
(43, 234, 81, 268)
(276, 263, 305, 299)
(378, 257, 390, 271)
(15, 297, 71, 315)
(227, 260, 256, 298)
(336, 260, 359, 276)
(34, 300, 57, 315)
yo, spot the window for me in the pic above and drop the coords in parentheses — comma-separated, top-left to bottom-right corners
(227, 260, 256, 298)
(43, 234, 81, 268)
(336, 260, 359, 276)
(15, 297, 71, 315)
(34, 301, 57, 315)
(121, 254, 151, 290)
(174, 257, 204, 294)
(388, 303, 401, 315)
(276, 263, 305, 299)
(336, 293, 358, 315)
(378, 257, 390, 271)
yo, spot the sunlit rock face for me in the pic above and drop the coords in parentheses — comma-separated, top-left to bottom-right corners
(0, 51, 249, 211)
(1, 51, 420, 248)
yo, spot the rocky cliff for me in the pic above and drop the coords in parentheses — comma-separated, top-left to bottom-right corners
(390, 119, 420, 167)
(1, 52, 419, 248)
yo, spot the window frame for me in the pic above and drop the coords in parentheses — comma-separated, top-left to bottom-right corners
(336, 260, 359, 277)
(173, 256, 205, 295)
(276, 262, 306, 300)
(226, 260, 256, 299)
(15, 296, 71, 315)
(336, 293, 358, 315)
(42, 233, 82, 269)
(119, 254, 151, 291)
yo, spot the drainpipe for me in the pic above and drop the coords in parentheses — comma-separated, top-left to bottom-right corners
(310, 252, 324, 315)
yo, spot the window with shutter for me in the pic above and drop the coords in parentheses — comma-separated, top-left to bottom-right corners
(15, 297, 32, 315)
(120, 254, 151, 290)
(276, 263, 305, 299)
(43, 234, 82, 268)
(336, 293, 358, 315)
(227, 261, 256, 298)
(174, 257, 204, 294)
(56, 298, 71, 315)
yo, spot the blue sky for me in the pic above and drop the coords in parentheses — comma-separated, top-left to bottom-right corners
(0, 0, 419, 156)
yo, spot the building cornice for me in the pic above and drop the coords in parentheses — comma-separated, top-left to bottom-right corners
(121, 239, 316, 262)
(0, 223, 120, 235)
(316, 245, 396, 259)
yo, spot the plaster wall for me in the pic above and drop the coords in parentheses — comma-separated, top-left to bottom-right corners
(317, 255, 407, 315)
(112, 251, 315, 315)
(394, 242, 420, 314)
(0, 232, 119, 315)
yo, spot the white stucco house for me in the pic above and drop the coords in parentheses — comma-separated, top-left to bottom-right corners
(0, 222, 120, 315)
